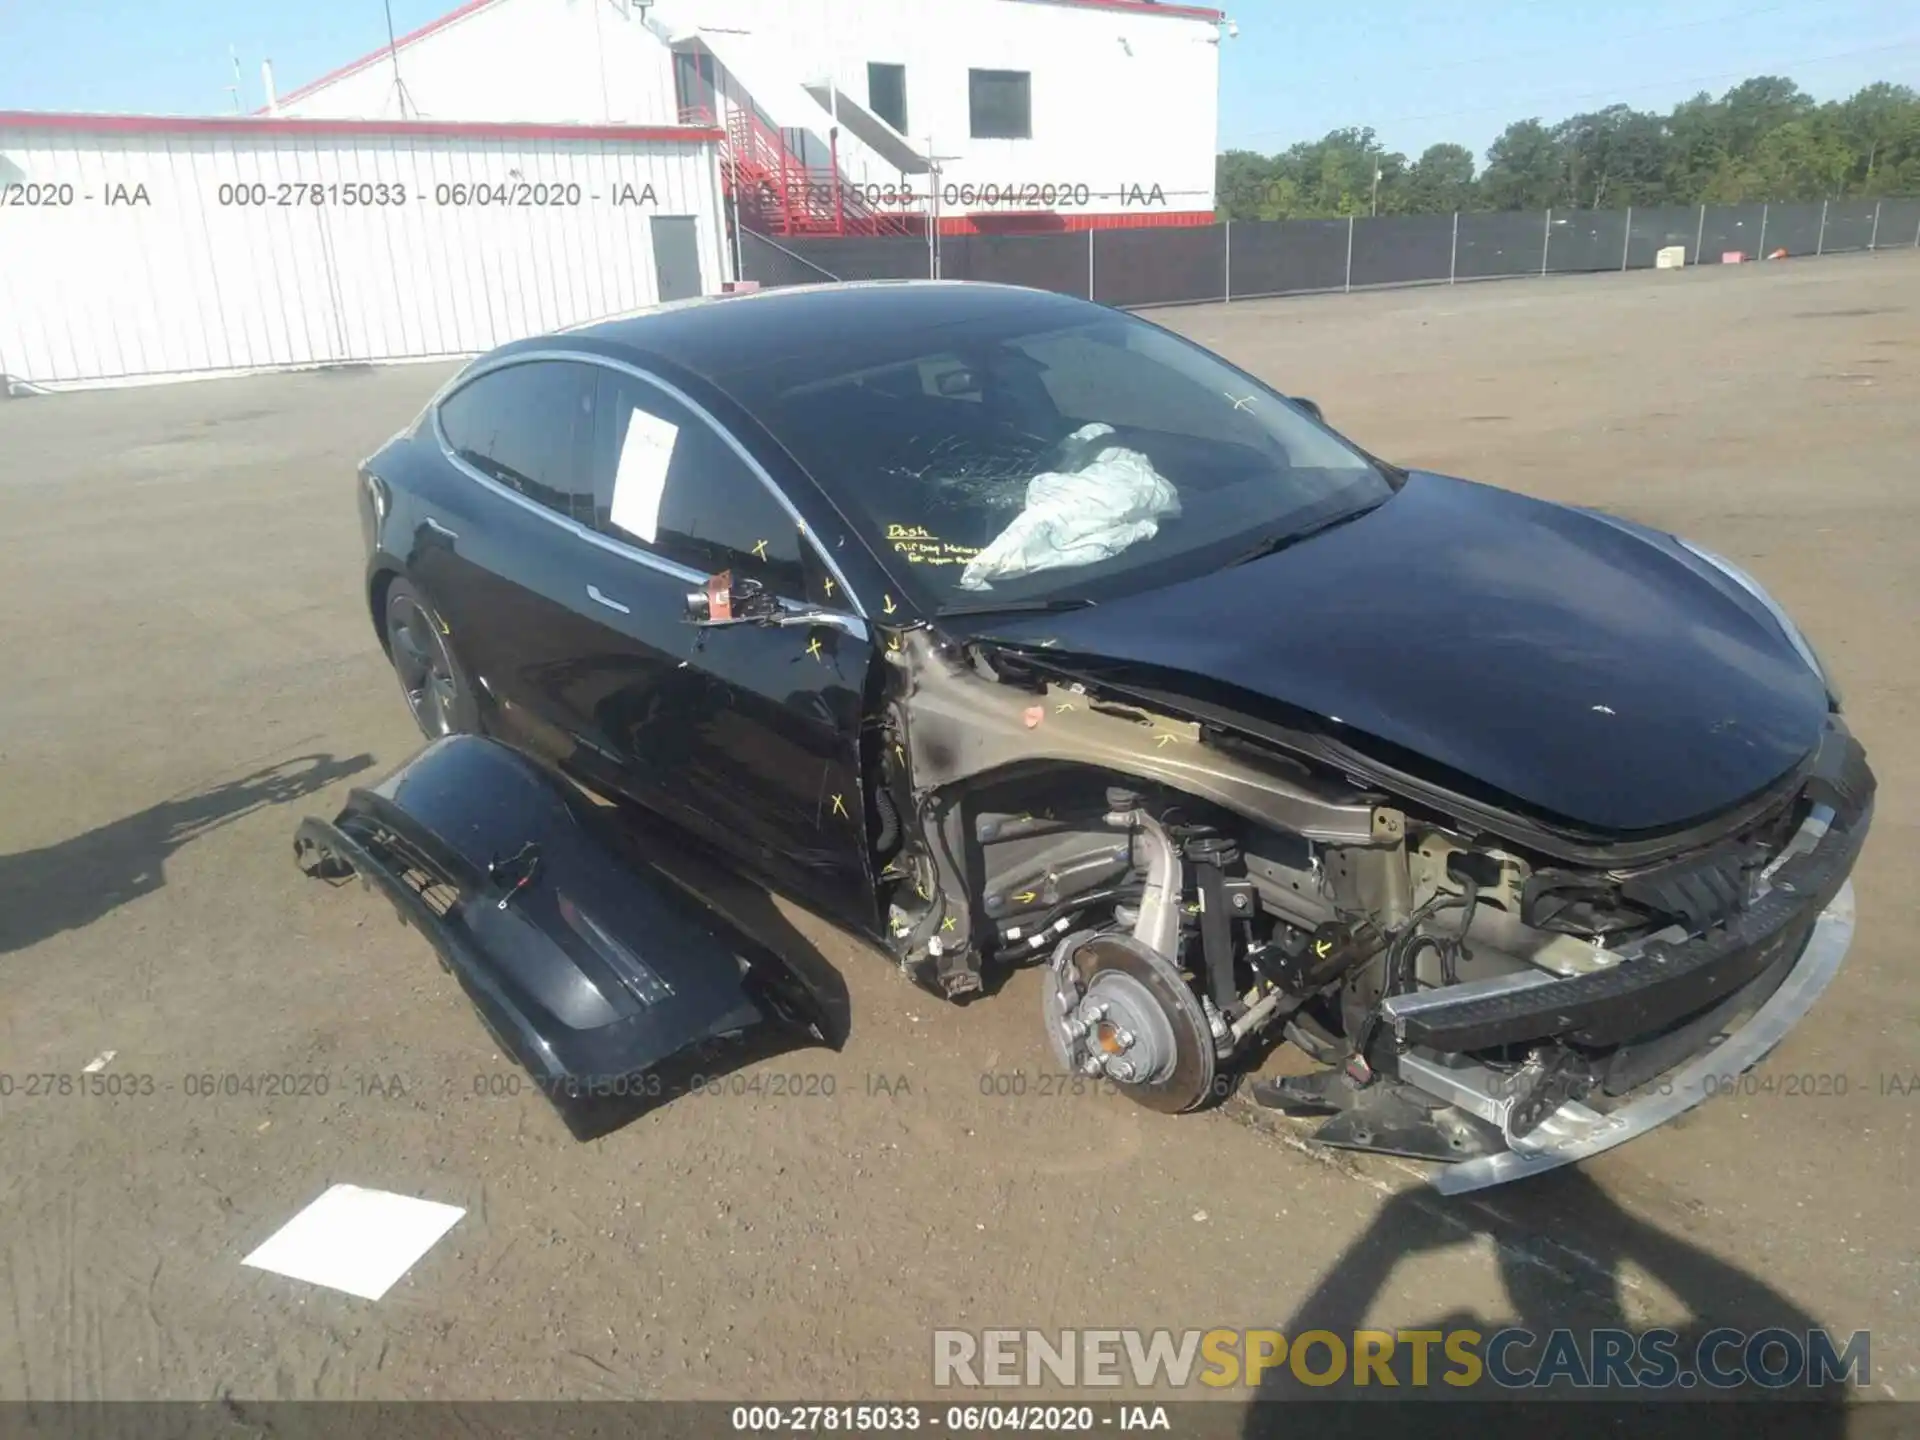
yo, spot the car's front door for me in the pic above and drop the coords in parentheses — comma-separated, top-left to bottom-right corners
(561, 362, 878, 932)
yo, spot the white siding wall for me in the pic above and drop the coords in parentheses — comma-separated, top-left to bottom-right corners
(0, 123, 725, 388)
(659, 0, 1221, 214)
(278, 0, 679, 127)
(276, 0, 1219, 218)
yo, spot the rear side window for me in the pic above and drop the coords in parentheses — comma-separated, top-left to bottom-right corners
(437, 360, 597, 523)
(588, 369, 832, 604)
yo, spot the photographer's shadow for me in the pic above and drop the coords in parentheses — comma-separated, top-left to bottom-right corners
(0, 752, 375, 957)
(1245, 1167, 1852, 1428)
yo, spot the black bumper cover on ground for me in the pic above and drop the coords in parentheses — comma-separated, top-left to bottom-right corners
(293, 736, 841, 1121)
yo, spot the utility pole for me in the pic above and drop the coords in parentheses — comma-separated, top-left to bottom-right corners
(383, 0, 417, 118)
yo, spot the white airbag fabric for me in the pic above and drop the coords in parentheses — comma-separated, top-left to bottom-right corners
(959, 425, 1180, 590)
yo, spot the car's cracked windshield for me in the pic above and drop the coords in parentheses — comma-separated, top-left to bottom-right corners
(724, 310, 1393, 611)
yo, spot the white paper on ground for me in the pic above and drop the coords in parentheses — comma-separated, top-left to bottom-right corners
(608, 409, 680, 543)
(242, 1184, 465, 1301)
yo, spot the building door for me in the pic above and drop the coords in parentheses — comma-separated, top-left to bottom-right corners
(651, 216, 705, 302)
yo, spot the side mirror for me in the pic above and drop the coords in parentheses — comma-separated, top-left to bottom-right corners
(1291, 396, 1325, 423)
(685, 570, 780, 627)
(685, 569, 870, 642)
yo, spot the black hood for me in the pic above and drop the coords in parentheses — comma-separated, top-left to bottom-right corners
(970, 472, 1830, 834)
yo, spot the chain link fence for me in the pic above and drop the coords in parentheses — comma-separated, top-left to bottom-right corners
(741, 197, 1920, 308)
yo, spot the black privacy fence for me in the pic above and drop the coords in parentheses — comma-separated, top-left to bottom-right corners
(740, 198, 1920, 309)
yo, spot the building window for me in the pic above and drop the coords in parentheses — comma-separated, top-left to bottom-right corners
(968, 69, 1031, 140)
(868, 62, 908, 134)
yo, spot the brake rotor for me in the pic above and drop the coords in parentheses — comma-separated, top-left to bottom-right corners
(1042, 931, 1216, 1114)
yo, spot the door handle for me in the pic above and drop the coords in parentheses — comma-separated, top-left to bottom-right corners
(587, 584, 631, 615)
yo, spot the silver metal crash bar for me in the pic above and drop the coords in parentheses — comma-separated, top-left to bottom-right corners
(1408, 880, 1856, 1194)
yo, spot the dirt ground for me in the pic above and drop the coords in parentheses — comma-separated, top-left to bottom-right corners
(0, 252, 1915, 1406)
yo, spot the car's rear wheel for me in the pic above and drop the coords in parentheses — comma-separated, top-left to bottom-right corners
(384, 580, 478, 739)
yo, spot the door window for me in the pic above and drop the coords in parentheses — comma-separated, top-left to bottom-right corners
(437, 360, 597, 523)
(588, 368, 827, 604)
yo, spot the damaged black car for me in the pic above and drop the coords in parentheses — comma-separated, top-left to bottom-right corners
(297, 281, 1871, 1191)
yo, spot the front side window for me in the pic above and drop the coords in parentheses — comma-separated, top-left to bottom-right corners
(437, 360, 596, 523)
(587, 368, 826, 604)
(968, 69, 1031, 140)
(719, 311, 1390, 610)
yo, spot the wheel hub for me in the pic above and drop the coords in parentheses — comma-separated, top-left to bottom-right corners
(1042, 931, 1217, 1113)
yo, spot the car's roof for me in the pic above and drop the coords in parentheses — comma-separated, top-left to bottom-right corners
(536, 280, 1103, 383)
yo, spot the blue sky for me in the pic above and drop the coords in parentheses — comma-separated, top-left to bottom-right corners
(1, 0, 1916, 162)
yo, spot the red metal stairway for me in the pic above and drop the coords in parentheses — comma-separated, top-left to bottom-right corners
(683, 99, 919, 239)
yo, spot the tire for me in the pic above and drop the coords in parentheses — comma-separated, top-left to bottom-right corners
(383, 579, 480, 739)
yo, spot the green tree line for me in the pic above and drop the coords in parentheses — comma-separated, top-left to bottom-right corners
(1217, 77, 1920, 220)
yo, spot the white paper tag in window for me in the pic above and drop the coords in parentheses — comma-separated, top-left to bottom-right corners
(609, 409, 680, 543)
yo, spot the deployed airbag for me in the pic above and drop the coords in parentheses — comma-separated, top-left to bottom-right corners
(959, 424, 1181, 590)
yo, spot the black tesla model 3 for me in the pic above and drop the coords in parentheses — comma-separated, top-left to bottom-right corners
(297, 281, 1871, 1191)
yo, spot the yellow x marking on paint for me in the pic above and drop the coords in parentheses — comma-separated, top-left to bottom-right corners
(752, 538, 769, 560)
(807, 636, 824, 661)
(941, 915, 957, 932)
(830, 793, 848, 818)
(1056, 700, 1077, 713)
(824, 576, 835, 596)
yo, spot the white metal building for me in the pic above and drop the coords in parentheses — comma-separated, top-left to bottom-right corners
(0, 111, 727, 389)
(271, 0, 1226, 233)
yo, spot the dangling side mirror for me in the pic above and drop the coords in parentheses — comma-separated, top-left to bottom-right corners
(686, 570, 780, 627)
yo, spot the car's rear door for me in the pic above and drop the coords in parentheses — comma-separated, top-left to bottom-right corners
(411, 357, 615, 762)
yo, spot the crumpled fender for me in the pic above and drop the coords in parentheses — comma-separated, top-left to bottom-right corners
(293, 735, 842, 1118)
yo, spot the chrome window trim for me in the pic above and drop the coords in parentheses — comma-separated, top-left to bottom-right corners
(430, 350, 869, 620)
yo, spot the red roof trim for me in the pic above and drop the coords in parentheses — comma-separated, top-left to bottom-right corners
(270, 0, 507, 109)
(1012, 0, 1224, 20)
(263, 0, 1224, 117)
(0, 111, 722, 143)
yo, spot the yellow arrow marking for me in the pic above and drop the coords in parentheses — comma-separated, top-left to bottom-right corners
(894, 744, 906, 766)
(1314, 939, 1332, 957)
(888, 633, 902, 652)
(1056, 700, 1077, 713)
(1014, 890, 1037, 905)
(751, 538, 769, 560)
(883, 594, 897, 615)
(1154, 732, 1180, 748)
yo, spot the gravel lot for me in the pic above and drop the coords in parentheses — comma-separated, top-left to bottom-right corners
(1, 251, 1915, 1405)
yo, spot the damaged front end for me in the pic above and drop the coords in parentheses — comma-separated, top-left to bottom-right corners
(869, 625, 1872, 1190)
(294, 735, 843, 1127)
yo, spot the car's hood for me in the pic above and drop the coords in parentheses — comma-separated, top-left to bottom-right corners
(969, 472, 1831, 834)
